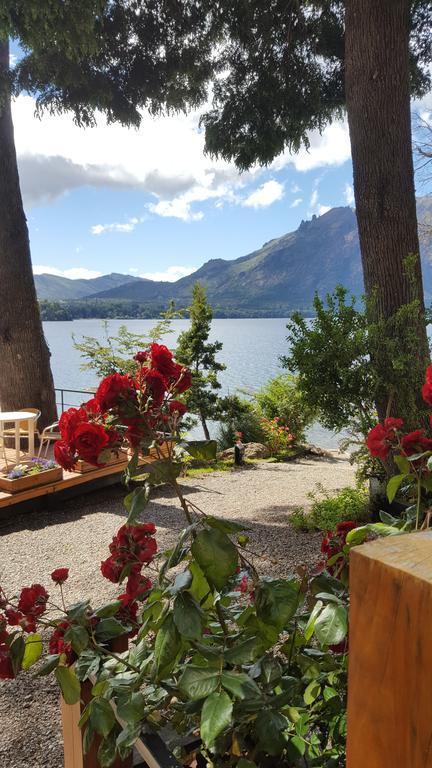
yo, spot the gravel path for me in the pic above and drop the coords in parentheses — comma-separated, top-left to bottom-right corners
(0, 454, 354, 768)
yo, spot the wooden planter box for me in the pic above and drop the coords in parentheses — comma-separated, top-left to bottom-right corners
(0, 465, 62, 494)
(73, 450, 129, 474)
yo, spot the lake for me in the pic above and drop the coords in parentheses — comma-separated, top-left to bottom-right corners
(43, 318, 340, 448)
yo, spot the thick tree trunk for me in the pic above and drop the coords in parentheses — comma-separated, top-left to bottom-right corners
(345, 0, 430, 425)
(0, 39, 57, 429)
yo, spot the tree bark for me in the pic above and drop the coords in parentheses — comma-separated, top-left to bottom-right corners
(200, 410, 211, 441)
(0, 38, 57, 429)
(345, 0, 430, 425)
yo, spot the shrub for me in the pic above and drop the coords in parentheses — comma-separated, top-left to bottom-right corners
(253, 373, 316, 443)
(216, 395, 265, 449)
(291, 484, 370, 532)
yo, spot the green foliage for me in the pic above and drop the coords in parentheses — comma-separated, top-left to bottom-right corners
(176, 283, 225, 438)
(290, 485, 370, 533)
(216, 395, 265, 450)
(252, 374, 316, 443)
(73, 304, 182, 377)
(283, 287, 375, 434)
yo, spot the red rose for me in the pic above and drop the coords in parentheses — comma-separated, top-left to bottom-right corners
(49, 622, 74, 665)
(125, 571, 152, 600)
(366, 419, 401, 459)
(96, 373, 136, 412)
(73, 422, 110, 464)
(51, 568, 69, 585)
(150, 343, 178, 378)
(401, 429, 432, 458)
(169, 400, 187, 417)
(100, 556, 123, 583)
(142, 368, 168, 406)
(83, 397, 101, 415)
(58, 407, 88, 443)
(335, 520, 357, 536)
(0, 646, 14, 679)
(171, 364, 192, 394)
(134, 350, 149, 364)
(54, 440, 76, 470)
(5, 609, 22, 626)
(18, 584, 49, 618)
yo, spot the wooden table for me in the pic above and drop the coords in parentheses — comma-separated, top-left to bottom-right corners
(0, 411, 37, 464)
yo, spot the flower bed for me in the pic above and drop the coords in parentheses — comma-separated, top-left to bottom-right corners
(0, 458, 62, 494)
(72, 449, 129, 474)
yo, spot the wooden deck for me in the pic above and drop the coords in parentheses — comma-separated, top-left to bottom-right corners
(0, 445, 148, 518)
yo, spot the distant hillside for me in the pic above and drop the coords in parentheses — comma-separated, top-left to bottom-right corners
(34, 272, 141, 301)
(36, 198, 432, 316)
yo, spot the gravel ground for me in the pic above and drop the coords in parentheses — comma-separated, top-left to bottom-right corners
(0, 453, 355, 768)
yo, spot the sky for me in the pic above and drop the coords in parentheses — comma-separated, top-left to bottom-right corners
(11, 84, 432, 283)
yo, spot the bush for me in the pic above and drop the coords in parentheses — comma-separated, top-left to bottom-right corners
(290, 484, 370, 532)
(253, 373, 316, 443)
(216, 395, 265, 449)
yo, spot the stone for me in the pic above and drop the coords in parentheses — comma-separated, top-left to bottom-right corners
(243, 442, 271, 459)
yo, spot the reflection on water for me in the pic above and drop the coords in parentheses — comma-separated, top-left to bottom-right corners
(43, 318, 341, 448)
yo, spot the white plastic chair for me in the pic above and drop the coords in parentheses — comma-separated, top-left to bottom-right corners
(38, 421, 61, 457)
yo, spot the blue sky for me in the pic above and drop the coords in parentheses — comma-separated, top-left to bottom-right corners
(11, 88, 432, 282)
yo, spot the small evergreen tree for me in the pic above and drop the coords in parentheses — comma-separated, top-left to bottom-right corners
(176, 283, 225, 440)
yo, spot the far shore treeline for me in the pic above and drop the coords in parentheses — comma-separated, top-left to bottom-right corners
(39, 299, 316, 321)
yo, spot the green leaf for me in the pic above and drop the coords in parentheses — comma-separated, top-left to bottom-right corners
(224, 636, 262, 664)
(116, 692, 146, 723)
(191, 529, 238, 591)
(173, 593, 203, 640)
(346, 522, 402, 546)
(255, 710, 288, 756)
(154, 614, 181, 679)
(55, 666, 81, 705)
(123, 484, 151, 525)
(75, 650, 101, 681)
(221, 671, 261, 700)
(179, 666, 220, 700)
(303, 679, 321, 705)
(97, 732, 118, 768)
(189, 561, 213, 608)
(133, 459, 181, 486)
(95, 618, 128, 642)
(386, 473, 406, 503)
(185, 440, 217, 461)
(237, 761, 257, 768)
(255, 579, 299, 631)
(64, 625, 89, 655)
(395, 454, 411, 474)
(304, 601, 323, 642)
(9, 636, 25, 675)
(22, 633, 43, 670)
(314, 604, 347, 646)
(90, 698, 116, 738)
(36, 654, 60, 676)
(171, 569, 193, 594)
(204, 516, 247, 534)
(95, 601, 122, 619)
(200, 691, 233, 748)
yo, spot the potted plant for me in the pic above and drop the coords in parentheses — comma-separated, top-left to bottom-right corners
(0, 457, 62, 494)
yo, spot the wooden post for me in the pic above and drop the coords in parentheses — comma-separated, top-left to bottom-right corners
(347, 530, 432, 767)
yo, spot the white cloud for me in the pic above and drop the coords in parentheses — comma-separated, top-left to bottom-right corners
(290, 198, 303, 208)
(309, 189, 319, 208)
(91, 217, 140, 235)
(242, 180, 284, 209)
(344, 183, 355, 205)
(318, 205, 331, 215)
(12, 95, 352, 218)
(33, 265, 102, 279)
(290, 183, 301, 194)
(139, 265, 197, 282)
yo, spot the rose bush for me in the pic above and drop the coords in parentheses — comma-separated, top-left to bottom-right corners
(0, 345, 351, 767)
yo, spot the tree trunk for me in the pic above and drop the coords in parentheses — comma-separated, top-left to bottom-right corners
(0, 38, 57, 430)
(345, 0, 430, 425)
(200, 410, 211, 441)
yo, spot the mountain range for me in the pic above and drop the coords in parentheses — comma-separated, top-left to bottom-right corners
(35, 197, 432, 316)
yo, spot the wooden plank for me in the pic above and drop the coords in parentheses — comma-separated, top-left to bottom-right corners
(61, 696, 84, 768)
(347, 530, 432, 768)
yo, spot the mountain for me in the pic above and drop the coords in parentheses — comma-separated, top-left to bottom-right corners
(35, 198, 432, 315)
(34, 272, 142, 301)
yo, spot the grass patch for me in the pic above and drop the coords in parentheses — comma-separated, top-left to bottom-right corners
(290, 484, 370, 532)
(185, 459, 234, 476)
